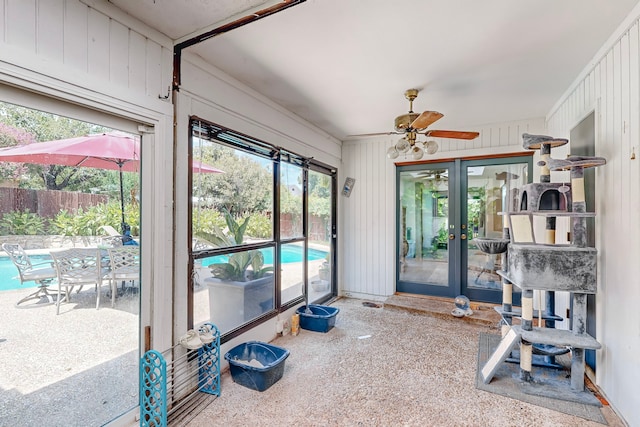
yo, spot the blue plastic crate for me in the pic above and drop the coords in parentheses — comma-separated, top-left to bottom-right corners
(224, 341, 289, 391)
(296, 304, 340, 333)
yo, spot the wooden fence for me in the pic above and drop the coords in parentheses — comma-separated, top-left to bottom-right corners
(280, 212, 330, 242)
(0, 187, 107, 219)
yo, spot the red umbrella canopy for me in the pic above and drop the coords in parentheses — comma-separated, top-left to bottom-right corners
(191, 159, 224, 174)
(0, 131, 140, 171)
(0, 131, 224, 174)
(0, 131, 223, 231)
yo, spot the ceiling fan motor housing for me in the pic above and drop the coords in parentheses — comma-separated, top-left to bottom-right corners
(394, 113, 420, 131)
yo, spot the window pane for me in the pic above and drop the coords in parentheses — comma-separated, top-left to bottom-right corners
(308, 169, 333, 301)
(280, 163, 303, 239)
(196, 247, 275, 333)
(192, 136, 273, 248)
(280, 243, 304, 304)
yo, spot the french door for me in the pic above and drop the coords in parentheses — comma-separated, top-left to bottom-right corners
(396, 156, 532, 304)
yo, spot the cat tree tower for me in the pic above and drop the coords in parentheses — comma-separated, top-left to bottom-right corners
(478, 133, 605, 405)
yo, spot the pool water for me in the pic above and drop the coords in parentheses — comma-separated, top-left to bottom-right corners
(2, 247, 329, 291)
(0, 255, 52, 291)
(201, 246, 327, 267)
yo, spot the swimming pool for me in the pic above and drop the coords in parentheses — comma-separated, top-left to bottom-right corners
(2, 246, 329, 291)
(200, 246, 327, 267)
(0, 255, 52, 291)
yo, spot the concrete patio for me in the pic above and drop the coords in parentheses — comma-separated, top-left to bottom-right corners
(0, 281, 628, 426)
(0, 284, 139, 426)
(182, 297, 625, 427)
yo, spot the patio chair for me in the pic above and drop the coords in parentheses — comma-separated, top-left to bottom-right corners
(106, 246, 140, 306)
(2, 243, 60, 307)
(50, 248, 108, 315)
(99, 225, 138, 246)
(100, 225, 121, 237)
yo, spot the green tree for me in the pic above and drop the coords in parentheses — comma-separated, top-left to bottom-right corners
(0, 101, 112, 191)
(0, 122, 32, 182)
(308, 173, 331, 198)
(194, 146, 272, 217)
(308, 172, 331, 218)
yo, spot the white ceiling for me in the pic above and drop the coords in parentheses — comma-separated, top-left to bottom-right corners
(111, 0, 640, 141)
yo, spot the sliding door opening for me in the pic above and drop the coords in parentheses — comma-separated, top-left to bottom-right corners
(0, 99, 141, 426)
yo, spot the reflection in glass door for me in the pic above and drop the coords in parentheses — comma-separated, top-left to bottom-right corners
(397, 163, 455, 297)
(464, 160, 530, 304)
(397, 156, 532, 303)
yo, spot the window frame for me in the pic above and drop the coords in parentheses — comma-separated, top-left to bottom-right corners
(188, 117, 330, 343)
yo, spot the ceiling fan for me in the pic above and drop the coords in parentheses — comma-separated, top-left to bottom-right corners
(349, 89, 480, 160)
(414, 170, 448, 180)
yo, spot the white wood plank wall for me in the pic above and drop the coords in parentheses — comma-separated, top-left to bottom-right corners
(340, 139, 396, 299)
(340, 118, 545, 299)
(179, 54, 342, 164)
(0, 0, 173, 106)
(546, 18, 640, 427)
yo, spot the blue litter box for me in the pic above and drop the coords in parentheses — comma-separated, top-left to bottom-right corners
(296, 304, 340, 333)
(224, 341, 290, 391)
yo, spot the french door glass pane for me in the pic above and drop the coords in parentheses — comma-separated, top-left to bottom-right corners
(399, 168, 449, 287)
(466, 163, 528, 290)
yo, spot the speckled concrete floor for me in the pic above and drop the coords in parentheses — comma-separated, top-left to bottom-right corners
(0, 286, 139, 426)
(184, 297, 626, 427)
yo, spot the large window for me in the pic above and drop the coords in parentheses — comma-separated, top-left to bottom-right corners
(189, 118, 336, 338)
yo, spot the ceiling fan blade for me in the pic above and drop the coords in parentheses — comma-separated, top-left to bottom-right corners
(345, 131, 402, 138)
(425, 130, 480, 140)
(410, 111, 444, 130)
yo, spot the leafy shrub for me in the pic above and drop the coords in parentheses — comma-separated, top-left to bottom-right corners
(50, 207, 102, 236)
(49, 201, 140, 236)
(0, 210, 47, 235)
(193, 208, 226, 240)
(244, 213, 272, 239)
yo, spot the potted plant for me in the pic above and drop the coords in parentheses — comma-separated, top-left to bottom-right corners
(318, 253, 331, 281)
(200, 212, 274, 331)
(311, 253, 331, 292)
(209, 249, 273, 283)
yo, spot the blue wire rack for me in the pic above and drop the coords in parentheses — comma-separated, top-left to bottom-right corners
(140, 323, 221, 427)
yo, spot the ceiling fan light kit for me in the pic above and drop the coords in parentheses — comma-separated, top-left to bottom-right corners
(425, 140, 438, 155)
(351, 89, 480, 161)
(410, 145, 424, 160)
(395, 136, 411, 153)
(387, 135, 436, 160)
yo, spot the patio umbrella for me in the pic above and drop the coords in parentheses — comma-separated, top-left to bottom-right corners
(0, 131, 223, 231)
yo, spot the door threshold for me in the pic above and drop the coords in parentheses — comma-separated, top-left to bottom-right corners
(385, 293, 501, 327)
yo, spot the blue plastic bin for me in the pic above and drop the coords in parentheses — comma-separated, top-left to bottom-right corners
(296, 304, 340, 333)
(224, 341, 290, 391)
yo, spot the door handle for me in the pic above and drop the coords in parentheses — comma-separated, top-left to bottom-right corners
(461, 234, 467, 240)
(449, 233, 455, 240)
